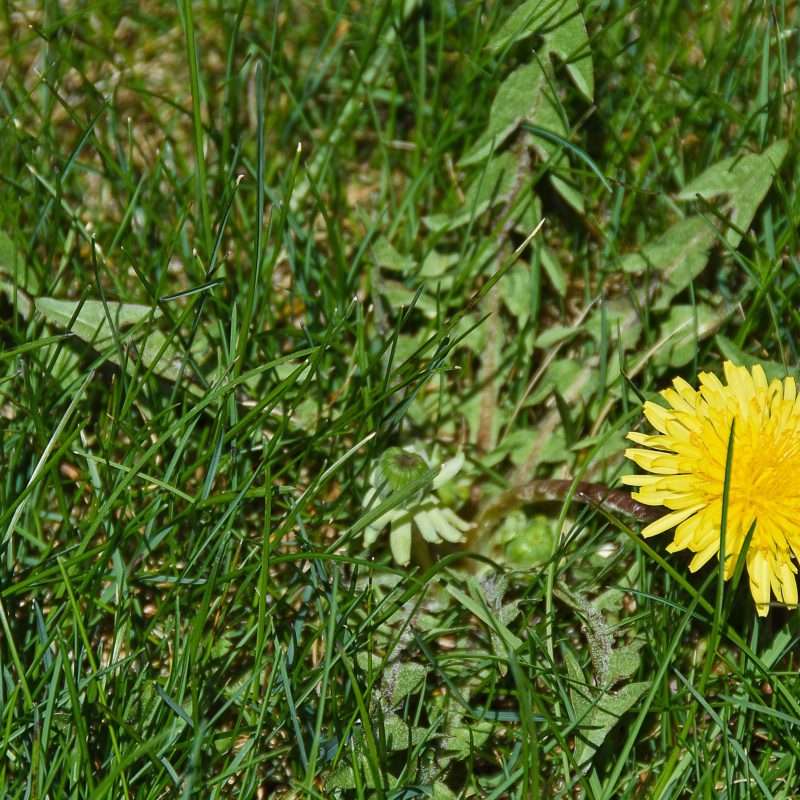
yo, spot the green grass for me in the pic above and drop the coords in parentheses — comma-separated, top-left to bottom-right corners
(1, 1, 799, 797)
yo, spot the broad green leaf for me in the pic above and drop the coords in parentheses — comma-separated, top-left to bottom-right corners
(677, 140, 788, 248)
(382, 714, 426, 751)
(499, 263, 535, 324)
(489, 0, 551, 50)
(441, 716, 494, 760)
(550, 173, 586, 214)
(375, 278, 439, 317)
(489, 0, 594, 100)
(424, 151, 522, 233)
(386, 662, 428, 707)
(715, 334, 788, 381)
(605, 641, 644, 688)
(35, 298, 204, 389)
(653, 303, 724, 368)
(566, 650, 649, 765)
(570, 429, 627, 462)
(326, 753, 400, 790)
(0, 231, 39, 318)
(620, 216, 715, 310)
(460, 61, 547, 166)
(372, 236, 416, 273)
(499, 512, 555, 567)
(432, 781, 458, 800)
(446, 583, 523, 651)
(419, 249, 459, 279)
(543, 0, 594, 100)
(586, 297, 642, 350)
(575, 681, 650, 765)
(535, 427, 569, 465)
(541, 244, 568, 296)
(36, 298, 161, 344)
(535, 323, 581, 349)
(525, 358, 583, 406)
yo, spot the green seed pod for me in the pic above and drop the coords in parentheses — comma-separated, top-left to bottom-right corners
(379, 447, 428, 492)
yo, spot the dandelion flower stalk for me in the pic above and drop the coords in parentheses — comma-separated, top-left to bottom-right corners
(623, 361, 800, 616)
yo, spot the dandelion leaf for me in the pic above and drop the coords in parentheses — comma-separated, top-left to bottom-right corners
(620, 216, 715, 310)
(35, 297, 204, 389)
(677, 140, 788, 248)
(372, 236, 416, 274)
(566, 649, 649, 765)
(489, 0, 594, 100)
(446, 582, 523, 651)
(654, 303, 724, 368)
(715, 334, 788, 382)
(605, 641, 644, 688)
(460, 61, 547, 166)
(385, 661, 428, 707)
(0, 230, 39, 318)
(424, 151, 522, 233)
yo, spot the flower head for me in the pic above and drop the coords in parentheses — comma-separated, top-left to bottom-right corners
(362, 446, 472, 565)
(623, 361, 800, 616)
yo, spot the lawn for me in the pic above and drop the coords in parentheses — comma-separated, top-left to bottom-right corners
(1, 1, 799, 797)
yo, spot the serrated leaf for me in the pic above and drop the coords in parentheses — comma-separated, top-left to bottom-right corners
(460, 61, 547, 166)
(446, 583, 523, 651)
(540, 244, 567, 296)
(385, 662, 428, 707)
(35, 298, 203, 389)
(575, 681, 650, 765)
(653, 303, 724, 368)
(424, 151, 522, 233)
(620, 216, 715, 310)
(677, 140, 788, 248)
(605, 641, 644, 687)
(567, 650, 649, 765)
(0, 231, 39, 318)
(373, 236, 416, 274)
(382, 714, 426, 751)
(441, 716, 494, 760)
(715, 334, 788, 381)
(585, 298, 642, 350)
(489, 0, 595, 100)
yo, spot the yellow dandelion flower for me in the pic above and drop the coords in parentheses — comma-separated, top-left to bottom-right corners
(623, 361, 800, 616)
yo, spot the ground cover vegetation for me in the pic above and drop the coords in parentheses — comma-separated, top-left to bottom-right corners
(1, 0, 799, 797)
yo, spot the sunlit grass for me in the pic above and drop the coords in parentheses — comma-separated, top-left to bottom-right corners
(1, 1, 799, 797)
